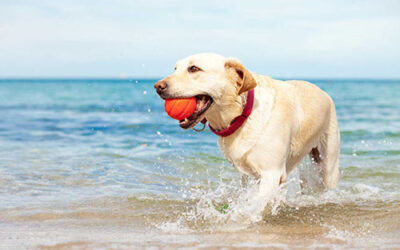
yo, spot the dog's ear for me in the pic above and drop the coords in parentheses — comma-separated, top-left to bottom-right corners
(224, 58, 257, 95)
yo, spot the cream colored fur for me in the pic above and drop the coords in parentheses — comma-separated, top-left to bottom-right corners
(158, 53, 340, 197)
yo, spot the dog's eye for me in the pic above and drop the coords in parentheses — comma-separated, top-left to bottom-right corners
(188, 65, 201, 73)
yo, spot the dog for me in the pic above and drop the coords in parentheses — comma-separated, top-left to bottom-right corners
(154, 53, 340, 197)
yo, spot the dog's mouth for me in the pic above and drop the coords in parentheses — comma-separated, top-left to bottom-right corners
(179, 95, 213, 129)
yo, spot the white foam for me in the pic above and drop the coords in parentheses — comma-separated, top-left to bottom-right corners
(157, 159, 391, 233)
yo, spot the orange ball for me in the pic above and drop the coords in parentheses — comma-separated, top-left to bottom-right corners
(164, 97, 196, 120)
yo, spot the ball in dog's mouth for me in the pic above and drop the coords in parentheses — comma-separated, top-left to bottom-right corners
(179, 95, 213, 129)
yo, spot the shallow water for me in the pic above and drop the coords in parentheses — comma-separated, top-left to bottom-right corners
(0, 79, 399, 249)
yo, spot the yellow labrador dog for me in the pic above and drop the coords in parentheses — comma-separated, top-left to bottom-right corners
(154, 53, 340, 197)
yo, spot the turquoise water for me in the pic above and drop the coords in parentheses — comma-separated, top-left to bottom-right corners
(0, 79, 399, 248)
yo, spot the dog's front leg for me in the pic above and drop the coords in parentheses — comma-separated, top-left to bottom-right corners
(258, 168, 284, 199)
(249, 144, 288, 198)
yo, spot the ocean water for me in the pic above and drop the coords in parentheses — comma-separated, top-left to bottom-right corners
(0, 78, 399, 249)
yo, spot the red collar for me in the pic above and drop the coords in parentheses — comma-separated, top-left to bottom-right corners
(201, 89, 254, 137)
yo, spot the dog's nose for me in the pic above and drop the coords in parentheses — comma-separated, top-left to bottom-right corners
(154, 80, 168, 94)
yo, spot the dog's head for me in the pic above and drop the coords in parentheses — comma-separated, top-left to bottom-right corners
(154, 53, 256, 129)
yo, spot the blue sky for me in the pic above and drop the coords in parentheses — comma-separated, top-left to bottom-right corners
(0, 0, 399, 78)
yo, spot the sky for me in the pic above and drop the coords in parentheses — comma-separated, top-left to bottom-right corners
(0, 0, 399, 78)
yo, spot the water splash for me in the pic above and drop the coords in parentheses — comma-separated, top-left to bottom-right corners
(155, 157, 396, 235)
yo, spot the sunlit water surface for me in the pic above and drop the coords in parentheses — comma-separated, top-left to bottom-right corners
(0, 79, 399, 249)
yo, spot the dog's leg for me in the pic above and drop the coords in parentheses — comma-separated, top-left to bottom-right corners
(259, 168, 284, 198)
(306, 111, 340, 190)
(319, 115, 340, 188)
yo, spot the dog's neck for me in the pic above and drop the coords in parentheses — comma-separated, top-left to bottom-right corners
(205, 92, 248, 131)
